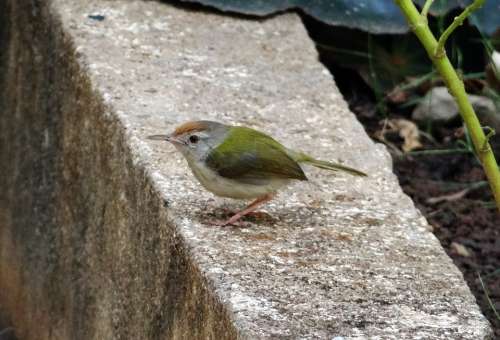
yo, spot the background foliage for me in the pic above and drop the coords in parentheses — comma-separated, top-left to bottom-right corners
(180, 0, 500, 34)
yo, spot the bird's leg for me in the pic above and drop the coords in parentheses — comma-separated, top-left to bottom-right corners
(220, 193, 274, 226)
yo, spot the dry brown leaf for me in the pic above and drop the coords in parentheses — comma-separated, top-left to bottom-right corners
(392, 119, 423, 152)
(377, 118, 422, 153)
(386, 86, 409, 104)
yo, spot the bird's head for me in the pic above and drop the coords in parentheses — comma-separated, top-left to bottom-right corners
(148, 120, 228, 162)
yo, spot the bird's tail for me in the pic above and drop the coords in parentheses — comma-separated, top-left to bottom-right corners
(294, 152, 367, 177)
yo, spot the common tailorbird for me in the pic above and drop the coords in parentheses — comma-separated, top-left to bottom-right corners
(148, 120, 366, 226)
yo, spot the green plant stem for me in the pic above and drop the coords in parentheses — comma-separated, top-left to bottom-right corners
(435, 0, 485, 57)
(394, 0, 500, 211)
(421, 0, 434, 18)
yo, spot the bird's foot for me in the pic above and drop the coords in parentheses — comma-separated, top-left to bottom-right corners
(245, 211, 274, 221)
(206, 217, 251, 228)
(207, 193, 276, 227)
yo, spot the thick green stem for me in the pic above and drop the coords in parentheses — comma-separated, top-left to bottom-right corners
(394, 0, 500, 211)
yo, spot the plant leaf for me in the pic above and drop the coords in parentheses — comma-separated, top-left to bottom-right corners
(178, 0, 499, 35)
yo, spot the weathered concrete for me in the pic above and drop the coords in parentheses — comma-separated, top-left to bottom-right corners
(0, 0, 492, 339)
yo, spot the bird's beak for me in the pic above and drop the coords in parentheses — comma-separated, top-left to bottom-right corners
(167, 136, 184, 145)
(147, 134, 169, 141)
(147, 134, 183, 145)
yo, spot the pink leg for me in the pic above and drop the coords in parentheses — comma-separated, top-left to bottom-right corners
(220, 193, 275, 226)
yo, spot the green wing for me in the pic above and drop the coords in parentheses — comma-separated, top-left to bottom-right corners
(206, 126, 307, 183)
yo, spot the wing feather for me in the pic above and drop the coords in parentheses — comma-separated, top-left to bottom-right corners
(205, 127, 307, 183)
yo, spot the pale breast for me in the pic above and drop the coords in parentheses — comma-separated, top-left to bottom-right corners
(187, 160, 290, 199)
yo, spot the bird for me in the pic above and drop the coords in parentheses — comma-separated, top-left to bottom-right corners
(148, 120, 366, 226)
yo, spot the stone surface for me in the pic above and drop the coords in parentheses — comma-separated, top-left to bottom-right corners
(412, 86, 498, 123)
(412, 86, 500, 154)
(0, 0, 492, 339)
(486, 51, 500, 93)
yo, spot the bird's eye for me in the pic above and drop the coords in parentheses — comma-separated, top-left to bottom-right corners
(189, 135, 199, 144)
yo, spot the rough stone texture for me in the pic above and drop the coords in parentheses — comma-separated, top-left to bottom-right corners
(0, 0, 492, 339)
(412, 86, 498, 124)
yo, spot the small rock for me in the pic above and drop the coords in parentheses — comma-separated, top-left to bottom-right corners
(486, 50, 500, 92)
(412, 86, 496, 123)
(450, 242, 471, 257)
(492, 50, 500, 70)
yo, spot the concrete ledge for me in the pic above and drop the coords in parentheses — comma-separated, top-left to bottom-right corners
(0, 0, 492, 338)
